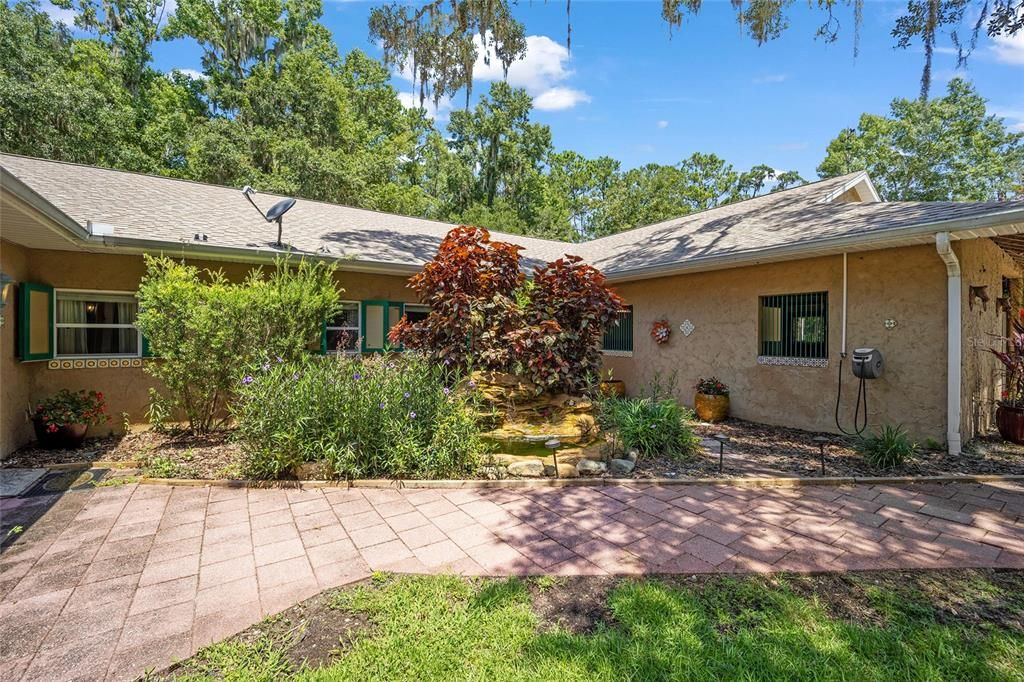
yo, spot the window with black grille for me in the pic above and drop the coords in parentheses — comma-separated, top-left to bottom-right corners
(602, 305, 634, 353)
(758, 292, 828, 359)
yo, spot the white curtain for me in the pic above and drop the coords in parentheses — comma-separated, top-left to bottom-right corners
(56, 295, 138, 355)
(57, 298, 88, 355)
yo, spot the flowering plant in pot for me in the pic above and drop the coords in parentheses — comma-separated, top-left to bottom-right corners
(990, 329, 1024, 444)
(31, 389, 109, 449)
(694, 376, 729, 423)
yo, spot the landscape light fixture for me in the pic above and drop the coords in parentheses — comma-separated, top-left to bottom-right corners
(241, 185, 296, 247)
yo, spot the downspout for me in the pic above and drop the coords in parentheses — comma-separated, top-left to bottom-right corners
(841, 253, 848, 357)
(935, 233, 962, 455)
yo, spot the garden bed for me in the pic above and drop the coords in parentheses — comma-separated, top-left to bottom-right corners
(679, 418, 1024, 479)
(1, 429, 242, 479)
(5, 418, 1023, 482)
(160, 570, 1024, 680)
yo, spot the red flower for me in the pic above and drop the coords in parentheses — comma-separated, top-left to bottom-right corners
(47, 424, 58, 433)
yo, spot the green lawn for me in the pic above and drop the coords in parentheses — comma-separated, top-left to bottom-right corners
(169, 571, 1024, 681)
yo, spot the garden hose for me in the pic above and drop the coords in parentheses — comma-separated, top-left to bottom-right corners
(834, 354, 869, 436)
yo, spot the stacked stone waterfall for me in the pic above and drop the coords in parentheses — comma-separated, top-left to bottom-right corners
(468, 371, 611, 478)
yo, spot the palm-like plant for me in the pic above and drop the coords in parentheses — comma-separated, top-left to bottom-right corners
(990, 328, 1024, 408)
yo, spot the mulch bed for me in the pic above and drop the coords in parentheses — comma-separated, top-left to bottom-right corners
(2, 429, 242, 479)
(5, 418, 1022, 481)
(661, 418, 1024, 479)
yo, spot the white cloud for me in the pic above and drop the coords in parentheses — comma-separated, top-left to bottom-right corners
(533, 87, 591, 111)
(40, 0, 75, 26)
(991, 106, 1024, 132)
(753, 73, 787, 84)
(991, 31, 1024, 65)
(396, 32, 591, 112)
(172, 68, 208, 81)
(397, 91, 453, 122)
(656, 120, 669, 129)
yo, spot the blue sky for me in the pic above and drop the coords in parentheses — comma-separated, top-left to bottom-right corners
(46, 0, 1024, 179)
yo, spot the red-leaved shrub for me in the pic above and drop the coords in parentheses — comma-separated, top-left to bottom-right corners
(390, 227, 623, 393)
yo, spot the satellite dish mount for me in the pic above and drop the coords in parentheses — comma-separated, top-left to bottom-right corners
(241, 186, 296, 247)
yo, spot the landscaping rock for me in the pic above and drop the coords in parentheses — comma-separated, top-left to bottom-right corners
(608, 458, 635, 476)
(480, 465, 506, 480)
(543, 462, 580, 478)
(576, 459, 606, 476)
(508, 460, 545, 477)
(556, 463, 579, 478)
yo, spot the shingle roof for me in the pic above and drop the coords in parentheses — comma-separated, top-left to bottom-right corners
(0, 153, 571, 269)
(587, 187, 1024, 275)
(3, 153, 1024, 280)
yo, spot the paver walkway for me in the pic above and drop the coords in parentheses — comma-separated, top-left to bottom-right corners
(1, 479, 1023, 681)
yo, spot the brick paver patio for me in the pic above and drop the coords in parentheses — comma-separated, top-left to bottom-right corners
(1, 479, 1022, 680)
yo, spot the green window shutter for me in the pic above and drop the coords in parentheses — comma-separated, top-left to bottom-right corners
(141, 335, 154, 358)
(362, 300, 387, 353)
(17, 283, 54, 361)
(319, 320, 327, 355)
(361, 301, 405, 353)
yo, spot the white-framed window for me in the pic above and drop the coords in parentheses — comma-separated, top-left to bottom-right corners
(55, 290, 141, 358)
(325, 301, 360, 353)
(404, 303, 430, 324)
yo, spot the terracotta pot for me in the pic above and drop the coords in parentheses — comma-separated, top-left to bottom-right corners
(33, 420, 89, 449)
(600, 380, 626, 398)
(694, 393, 729, 423)
(996, 404, 1024, 444)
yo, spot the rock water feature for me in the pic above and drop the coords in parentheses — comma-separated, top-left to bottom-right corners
(469, 371, 612, 478)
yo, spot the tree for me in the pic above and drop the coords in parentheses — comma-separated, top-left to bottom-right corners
(545, 151, 620, 240)
(818, 78, 1024, 201)
(368, 1, 1022, 104)
(427, 82, 559, 236)
(0, 1, 189, 171)
(164, 0, 334, 112)
(368, 0, 526, 109)
(55, 0, 169, 94)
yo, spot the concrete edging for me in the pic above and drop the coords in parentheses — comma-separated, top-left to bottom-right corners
(134, 473, 1024, 490)
(46, 460, 142, 471)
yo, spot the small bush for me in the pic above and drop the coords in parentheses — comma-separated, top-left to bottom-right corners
(598, 397, 700, 458)
(856, 424, 916, 469)
(135, 255, 339, 433)
(232, 353, 484, 479)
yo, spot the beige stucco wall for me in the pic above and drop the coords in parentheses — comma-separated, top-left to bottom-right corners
(602, 244, 951, 441)
(1, 240, 32, 455)
(4, 236, 1019, 456)
(957, 238, 1021, 442)
(1, 243, 415, 456)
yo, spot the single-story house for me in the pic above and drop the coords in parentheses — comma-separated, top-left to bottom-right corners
(3, 152, 1024, 457)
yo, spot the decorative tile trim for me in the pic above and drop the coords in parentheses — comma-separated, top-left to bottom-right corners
(757, 355, 829, 368)
(47, 358, 144, 370)
(600, 350, 634, 358)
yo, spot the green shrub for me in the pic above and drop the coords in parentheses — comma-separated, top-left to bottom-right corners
(598, 396, 700, 458)
(135, 255, 339, 433)
(856, 424, 916, 469)
(232, 353, 484, 479)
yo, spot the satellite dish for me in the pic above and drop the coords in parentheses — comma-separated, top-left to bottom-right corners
(265, 198, 296, 223)
(240, 188, 296, 247)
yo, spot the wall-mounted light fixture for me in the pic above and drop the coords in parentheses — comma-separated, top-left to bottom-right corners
(0, 272, 15, 326)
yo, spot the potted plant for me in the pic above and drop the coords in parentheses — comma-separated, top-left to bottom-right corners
(990, 328, 1024, 444)
(599, 368, 626, 398)
(31, 389, 109, 449)
(694, 377, 729, 422)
